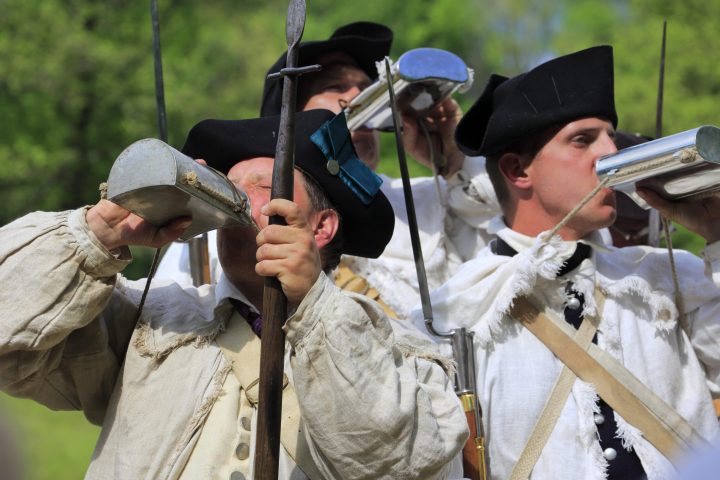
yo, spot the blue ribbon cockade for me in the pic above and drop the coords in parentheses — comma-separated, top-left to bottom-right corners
(310, 113, 382, 205)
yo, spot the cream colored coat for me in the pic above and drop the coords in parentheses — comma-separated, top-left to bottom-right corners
(0, 208, 468, 480)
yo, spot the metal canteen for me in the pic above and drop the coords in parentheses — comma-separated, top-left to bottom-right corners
(596, 125, 720, 208)
(344, 47, 474, 131)
(106, 138, 255, 240)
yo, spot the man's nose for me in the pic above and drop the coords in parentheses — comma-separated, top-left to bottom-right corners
(598, 132, 618, 156)
(342, 86, 363, 104)
(337, 88, 362, 113)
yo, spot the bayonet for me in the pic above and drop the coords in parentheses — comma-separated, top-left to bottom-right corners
(648, 20, 667, 247)
(131, 0, 169, 321)
(151, 0, 167, 144)
(152, 0, 211, 285)
(655, 20, 667, 142)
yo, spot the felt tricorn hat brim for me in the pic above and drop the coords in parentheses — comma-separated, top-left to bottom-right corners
(455, 46, 618, 157)
(260, 22, 393, 117)
(181, 109, 395, 258)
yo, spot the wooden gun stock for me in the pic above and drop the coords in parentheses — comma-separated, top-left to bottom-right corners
(460, 393, 487, 480)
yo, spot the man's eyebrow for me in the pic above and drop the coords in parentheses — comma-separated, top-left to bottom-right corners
(570, 126, 609, 136)
(229, 170, 267, 182)
(248, 171, 271, 180)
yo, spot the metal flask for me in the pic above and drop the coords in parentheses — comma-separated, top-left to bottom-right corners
(106, 138, 254, 240)
(596, 125, 720, 208)
(344, 47, 474, 131)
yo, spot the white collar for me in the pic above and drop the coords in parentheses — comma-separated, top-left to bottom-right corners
(487, 215, 612, 255)
(214, 271, 260, 314)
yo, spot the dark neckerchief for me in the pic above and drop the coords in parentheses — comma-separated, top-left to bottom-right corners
(493, 236, 592, 329)
(229, 298, 263, 337)
(493, 237, 592, 276)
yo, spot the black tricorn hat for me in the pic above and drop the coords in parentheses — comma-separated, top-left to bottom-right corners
(260, 21, 393, 117)
(181, 109, 395, 258)
(455, 46, 618, 157)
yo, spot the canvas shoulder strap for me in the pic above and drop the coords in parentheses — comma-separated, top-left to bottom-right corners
(216, 312, 324, 480)
(334, 260, 398, 318)
(508, 290, 603, 480)
(509, 294, 706, 466)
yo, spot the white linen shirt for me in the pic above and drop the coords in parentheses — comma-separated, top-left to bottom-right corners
(0, 208, 468, 480)
(412, 216, 720, 480)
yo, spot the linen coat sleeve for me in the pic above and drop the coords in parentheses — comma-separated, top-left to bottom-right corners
(688, 241, 720, 397)
(284, 274, 468, 480)
(0, 208, 137, 425)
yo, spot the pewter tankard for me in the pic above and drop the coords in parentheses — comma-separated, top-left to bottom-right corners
(106, 138, 254, 240)
(596, 125, 720, 208)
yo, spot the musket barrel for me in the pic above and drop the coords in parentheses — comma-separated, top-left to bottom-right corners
(188, 233, 212, 286)
(383, 57, 486, 480)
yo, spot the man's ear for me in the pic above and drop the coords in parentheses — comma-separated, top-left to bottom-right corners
(498, 152, 532, 191)
(311, 209, 340, 249)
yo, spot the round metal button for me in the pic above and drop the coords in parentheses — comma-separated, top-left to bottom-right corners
(566, 296, 581, 310)
(230, 471, 245, 480)
(235, 442, 250, 460)
(326, 159, 340, 175)
(240, 416, 251, 431)
(603, 447, 617, 461)
(593, 413, 605, 425)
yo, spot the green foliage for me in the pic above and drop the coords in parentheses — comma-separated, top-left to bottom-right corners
(552, 0, 720, 137)
(666, 223, 705, 255)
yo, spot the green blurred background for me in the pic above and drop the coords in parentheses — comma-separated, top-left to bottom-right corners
(0, 0, 717, 478)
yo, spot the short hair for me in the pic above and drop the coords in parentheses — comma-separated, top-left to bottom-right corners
(300, 172, 344, 272)
(486, 128, 554, 211)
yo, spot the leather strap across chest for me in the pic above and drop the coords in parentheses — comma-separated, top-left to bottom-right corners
(333, 260, 398, 318)
(508, 289, 604, 480)
(509, 294, 706, 471)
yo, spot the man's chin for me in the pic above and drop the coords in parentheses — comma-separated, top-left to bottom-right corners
(596, 208, 617, 231)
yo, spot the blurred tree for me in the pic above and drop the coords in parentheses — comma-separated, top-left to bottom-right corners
(552, 0, 720, 138)
(0, 0, 287, 227)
